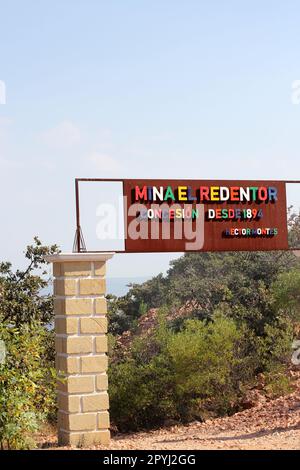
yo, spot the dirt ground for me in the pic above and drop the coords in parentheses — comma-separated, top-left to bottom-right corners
(38, 381, 300, 450)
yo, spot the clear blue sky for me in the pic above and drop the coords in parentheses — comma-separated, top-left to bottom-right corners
(0, 1, 300, 278)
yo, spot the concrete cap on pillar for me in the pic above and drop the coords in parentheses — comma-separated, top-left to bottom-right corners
(45, 252, 115, 263)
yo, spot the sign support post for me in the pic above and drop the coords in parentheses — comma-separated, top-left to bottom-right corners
(46, 252, 114, 447)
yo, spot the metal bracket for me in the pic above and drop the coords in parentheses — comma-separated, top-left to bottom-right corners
(73, 226, 87, 253)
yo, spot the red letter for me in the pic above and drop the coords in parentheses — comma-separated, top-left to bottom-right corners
(230, 187, 240, 201)
(200, 186, 209, 201)
(135, 186, 147, 201)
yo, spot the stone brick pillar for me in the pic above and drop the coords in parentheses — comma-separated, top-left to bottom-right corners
(46, 253, 114, 447)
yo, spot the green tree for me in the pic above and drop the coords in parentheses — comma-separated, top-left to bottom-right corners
(0, 237, 59, 326)
(271, 268, 300, 322)
(0, 238, 59, 449)
(0, 322, 57, 449)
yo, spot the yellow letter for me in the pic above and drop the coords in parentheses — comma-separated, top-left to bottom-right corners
(210, 186, 219, 201)
(178, 186, 187, 201)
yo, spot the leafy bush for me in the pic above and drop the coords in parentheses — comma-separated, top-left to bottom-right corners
(109, 313, 259, 431)
(255, 318, 294, 398)
(107, 295, 137, 335)
(271, 269, 300, 322)
(0, 322, 56, 449)
(263, 367, 292, 398)
(0, 238, 58, 449)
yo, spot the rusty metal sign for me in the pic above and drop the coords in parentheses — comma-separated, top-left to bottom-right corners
(74, 178, 298, 253)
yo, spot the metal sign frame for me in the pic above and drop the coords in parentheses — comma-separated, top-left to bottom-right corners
(74, 178, 300, 254)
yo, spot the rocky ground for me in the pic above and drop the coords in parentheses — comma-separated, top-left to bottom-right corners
(38, 376, 300, 450)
